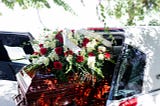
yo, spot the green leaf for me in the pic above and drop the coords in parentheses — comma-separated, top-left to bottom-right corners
(53, 0, 76, 15)
(44, 2, 51, 8)
(95, 67, 104, 78)
(65, 62, 72, 74)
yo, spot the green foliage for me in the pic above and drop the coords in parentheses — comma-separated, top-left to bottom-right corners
(148, 19, 160, 26)
(1, 0, 75, 14)
(2, 0, 160, 26)
(98, 0, 160, 25)
(52, 0, 76, 14)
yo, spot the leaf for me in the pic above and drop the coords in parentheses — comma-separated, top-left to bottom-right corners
(65, 62, 72, 74)
(95, 67, 104, 78)
(53, 0, 76, 15)
(44, 1, 51, 8)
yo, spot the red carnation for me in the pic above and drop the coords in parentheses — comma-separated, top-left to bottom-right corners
(39, 44, 43, 48)
(104, 52, 111, 59)
(55, 47, 63, 55)
(55, 31, 63, 43)
(40, 47, 47, 55)
(53, 61, 63, 70)
(65, 50, 73, 56)
(76, 55, 84, 63)
(88, 52, 95, 57)
(82, 38, 90, 47)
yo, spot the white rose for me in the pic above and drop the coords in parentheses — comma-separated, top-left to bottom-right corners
(49, 41, 56, 48)
(43, 41, 50, 48)
(98, 54, 104, 60)
(37, 56, 49, 66)
(98, 46, 106, 52)
(87, 56, 96, 69)
(91, 39, 98, 47)
(86, 42, 95, 52)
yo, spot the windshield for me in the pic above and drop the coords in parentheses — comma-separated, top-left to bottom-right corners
(109, 44, 146, 100)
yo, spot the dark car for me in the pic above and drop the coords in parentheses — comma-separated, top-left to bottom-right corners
(0, 31, 34, 81)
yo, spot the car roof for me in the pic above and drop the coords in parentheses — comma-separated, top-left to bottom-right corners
(0, 31, 34, 46)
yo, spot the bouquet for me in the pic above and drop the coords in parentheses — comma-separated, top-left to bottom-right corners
(25, 29, 113, 83)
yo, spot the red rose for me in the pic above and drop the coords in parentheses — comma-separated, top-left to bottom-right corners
(76, 55, 84, 63)
(88, 52, 95, 57)
(53, 61, 63, 70)
(65, 50, 73, 56)
(82, 38, 90, 47)
(40, 47, 47, 55)
(55, 31, 63, 43)
(55, 47, 63, 55)
(71, 29, 74, 35)
(39, 44, 43, 48)
(104, 52, 111, 59)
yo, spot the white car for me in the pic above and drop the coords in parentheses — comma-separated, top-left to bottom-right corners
(90, 27, 160, 106)
(105, 27, 160, 106)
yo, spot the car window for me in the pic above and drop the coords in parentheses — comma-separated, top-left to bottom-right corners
(109, 44, 146, 100)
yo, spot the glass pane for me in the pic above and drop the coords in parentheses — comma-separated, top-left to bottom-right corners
(109, 44, 146, 100)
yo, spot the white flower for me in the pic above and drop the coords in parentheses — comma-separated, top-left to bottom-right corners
(86, 39, 98, 52)
(32, 58, 39, 64)
(48, 33, 56, 40)
(87, 56, 96, 69)
(86, 42, 95, 52)
(38, 56, 49, 66)
(48, 50, 59, 61)
(43, 57, 50, 66)
(53, 53, 59, 61)
(98, 46, 106, 52)
(66, 55, 73, 62)
(32, 56, 49, 66)
(44, 40, 56, 48)
(91, 39, 98, 46)
(98, 53, 104, 60)
(43, 41, 50, 48)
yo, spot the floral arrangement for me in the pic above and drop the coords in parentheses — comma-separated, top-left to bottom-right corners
(25, 29, 113, 83)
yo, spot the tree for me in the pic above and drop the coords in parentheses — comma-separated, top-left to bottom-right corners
(1, 0, 76, 14)
(148, 19, 160, 26)
(97, 0, 160, 25)
(1, 0, 160, 26)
